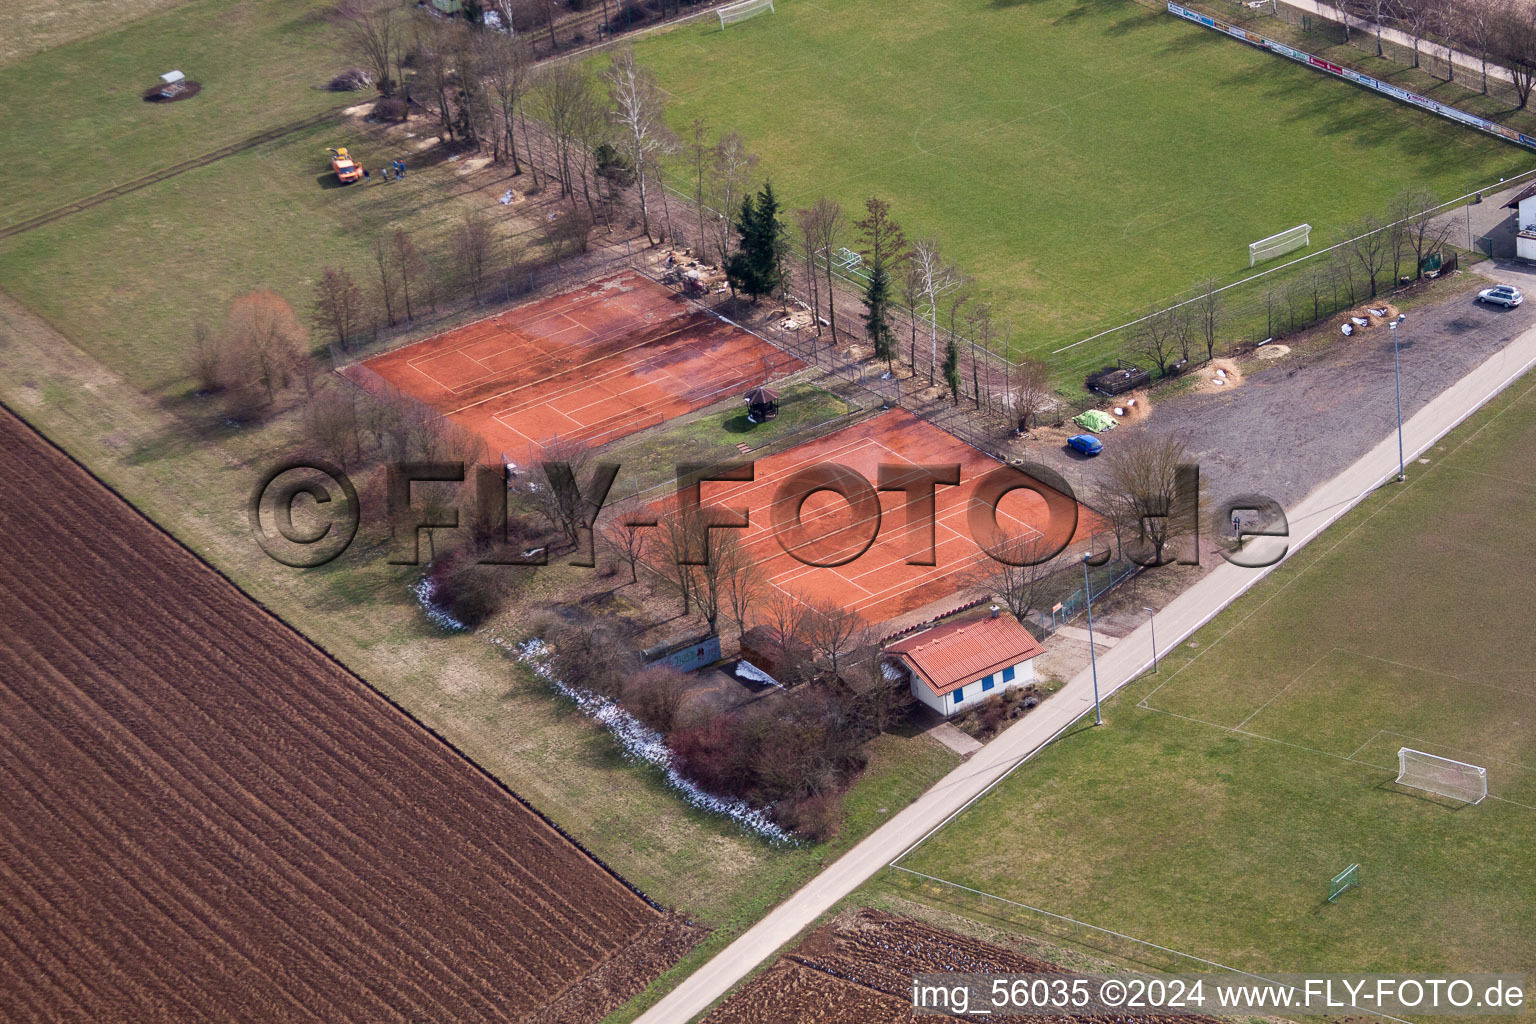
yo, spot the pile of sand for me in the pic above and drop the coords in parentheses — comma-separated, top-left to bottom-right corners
(1107, 390, 1151, 425)
(1195, 357, 1244, 394)
(1255, 343, 1291, 360)
(775, 307, 815, 331)
(1338, 301, 1401, 336)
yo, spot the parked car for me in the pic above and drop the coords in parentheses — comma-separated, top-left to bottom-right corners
(1477, 285, 1524, 308)
(1067, 434, 1103, 456)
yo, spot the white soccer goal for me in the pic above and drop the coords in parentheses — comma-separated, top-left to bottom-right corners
(718, 0, 774, 28)
(1396, 747, 1488, 804)
(1248, 223, 1311, 266)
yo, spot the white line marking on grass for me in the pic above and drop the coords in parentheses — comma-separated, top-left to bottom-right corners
(1141, 378, 1536, 718)
(1232, 646, 1341, 732)
(1346, 728, 1385, 762)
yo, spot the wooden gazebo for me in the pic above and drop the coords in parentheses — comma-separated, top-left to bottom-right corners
(743, 386, 780, 422)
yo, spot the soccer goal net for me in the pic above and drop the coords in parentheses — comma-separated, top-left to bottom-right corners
(1248, 223, 1311, 266)
(718, 0, 774, 27)
(1396, 747, 1488, 804)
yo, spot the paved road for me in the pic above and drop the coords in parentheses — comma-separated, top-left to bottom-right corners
(633, 320, 1536, 1024)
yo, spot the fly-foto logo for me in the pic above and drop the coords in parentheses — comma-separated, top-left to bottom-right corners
(248, 457, 1289, 571)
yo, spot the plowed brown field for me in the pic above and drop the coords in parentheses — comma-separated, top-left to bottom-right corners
(0, 405, 696, 1023)
(702, 910, 1218, 1024)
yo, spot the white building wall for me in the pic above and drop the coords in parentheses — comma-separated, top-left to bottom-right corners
(1518, 197, 1536, 262)
(914, 657, 1038, 718)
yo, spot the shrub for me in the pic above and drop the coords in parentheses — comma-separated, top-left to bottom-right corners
(373, 96, 408, 123)
(623, 664, 691, 734)
(775, 791, 842, 842)
(428, 552, 524, 629)
(670, 716, 751, 798)
(547, 620, 638, 698)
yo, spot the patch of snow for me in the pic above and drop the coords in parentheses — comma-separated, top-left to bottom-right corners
(734, 659, 783, 688)
(413, 575, 468, 632)
(506, 638, 795, 845)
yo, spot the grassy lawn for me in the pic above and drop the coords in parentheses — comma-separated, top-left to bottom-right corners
(601, 378, 855, 495)
(0, 0, 348, 224)
(894, 373, 1536, 975)
(3, 0, 192, 68)
(0, 118, 547, 392)
(634, 0, 1531, 361)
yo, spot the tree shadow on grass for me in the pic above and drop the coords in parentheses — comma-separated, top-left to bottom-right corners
(721, 413, 766, 435)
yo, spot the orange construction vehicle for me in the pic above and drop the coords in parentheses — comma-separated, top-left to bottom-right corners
(326, 147, 362, 184)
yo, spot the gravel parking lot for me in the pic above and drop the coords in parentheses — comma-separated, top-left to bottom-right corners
(1021, 260, 1536, 516)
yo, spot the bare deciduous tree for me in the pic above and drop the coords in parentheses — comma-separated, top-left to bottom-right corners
(1012, 356, 1051, 433)
(801, 598, 866, 678)
(1347, 214, 1389, 298)
(686, 117, 712, 252)
(312, 268, 368, 352)
(603, 49, 677, 244)
(800, 197, 847, 343)
(1192, 278, 1223, 363)
(371, 234, 399, 327)
(412, 16, 458, 140)
(481, 30, 532, 173)
(910, 237, 961, 382)
(1463, 0, 1498, 93)
(1391, 188, 1453, 278)
(898, 255, 924, 371)
(187, 322, 219, 393)
(225, 290, 308, 405)
(708, 133, 759, 265)
(603, 518, 650, 584)
(390, 228, 425, 322)
(1132, 304, 1179, 378)
(533, 62, 600, 199)
(976, 531, 1065, 623)
(454, 210, 499, 304)
(1096, 432, 1197, 567)
(305, 387, 363, 470)
(338, 0, 402, 96)
(1494, 0, 1536, 107)
(717, 528, 766, 641)
(793, 206, 824, 335)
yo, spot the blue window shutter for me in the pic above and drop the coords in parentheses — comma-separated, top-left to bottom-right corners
(1002, 666, 1016, 683)
(981, 675, 994, 691)
(953, 687, 964, 704)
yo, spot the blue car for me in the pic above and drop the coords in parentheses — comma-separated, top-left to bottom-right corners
(1067, 434, 1103, 456)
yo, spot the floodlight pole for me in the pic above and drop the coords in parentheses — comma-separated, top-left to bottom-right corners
(1083, 554, 1103, 726)
(1145, 606, 1158, 674)
(1390, 314, 1406, 482)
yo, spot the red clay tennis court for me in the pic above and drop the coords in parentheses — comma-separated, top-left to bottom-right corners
(349, 272, 802, 466)
(650, 409, 1100, 625)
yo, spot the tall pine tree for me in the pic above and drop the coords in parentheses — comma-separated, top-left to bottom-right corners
(726, 181, 787, 302)
(863, 263, 895, 370)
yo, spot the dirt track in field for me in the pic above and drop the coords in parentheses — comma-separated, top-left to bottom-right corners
(0, 404, 696, 1023)
(702, 910, 1219, 1023)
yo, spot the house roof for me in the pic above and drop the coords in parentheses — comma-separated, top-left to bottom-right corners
(886, 610, 1045, 698)
(1503, 181, 1536, 210)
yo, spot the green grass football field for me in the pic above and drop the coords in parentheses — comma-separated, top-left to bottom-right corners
(892, 372, 1536, 975)
(635, 0, 1533, 359)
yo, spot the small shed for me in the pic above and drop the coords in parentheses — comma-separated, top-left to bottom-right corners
(885, 607, 1045, 718)
(743, 385, 780, 422)
(642, 633, 720, 673)
(1503, 182, 1536, 262)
